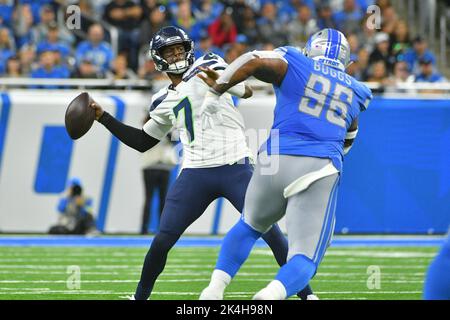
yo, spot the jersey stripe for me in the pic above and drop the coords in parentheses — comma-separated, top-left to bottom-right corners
(149, 91, 168, 112)
(183, 60, 221, 82)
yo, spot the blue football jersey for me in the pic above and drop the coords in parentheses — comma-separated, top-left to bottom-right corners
(263, 46, 372, 171)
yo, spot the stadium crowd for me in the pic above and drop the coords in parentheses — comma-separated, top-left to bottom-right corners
(0, 0, 447, 85)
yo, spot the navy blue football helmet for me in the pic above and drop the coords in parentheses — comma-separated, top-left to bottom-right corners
(149, 26, 195, 74)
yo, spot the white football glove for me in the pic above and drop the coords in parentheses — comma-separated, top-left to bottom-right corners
(200, 91, 223, 130)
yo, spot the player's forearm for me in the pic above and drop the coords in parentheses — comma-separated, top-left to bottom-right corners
(212, 51, 287, 95)
(213, 56, 258, 95)
(98, 112, 159, 153)
(343, 128, 358, 155)
(225, 82, 253, 99)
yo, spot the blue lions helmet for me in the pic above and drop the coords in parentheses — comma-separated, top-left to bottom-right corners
(149, 26, 195, 74)
(303, 28, 351, 71)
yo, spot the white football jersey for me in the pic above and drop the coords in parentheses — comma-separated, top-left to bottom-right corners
(143, 53, 252, 169)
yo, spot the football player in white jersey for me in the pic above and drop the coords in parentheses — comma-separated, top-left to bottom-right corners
(89, 26, 316, 300)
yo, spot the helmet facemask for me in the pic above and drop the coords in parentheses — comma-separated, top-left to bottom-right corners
(150, 41, 194, 74)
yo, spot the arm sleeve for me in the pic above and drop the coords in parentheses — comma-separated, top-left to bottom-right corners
(98, 112, 160, 153)
(215, 67, 247, 97)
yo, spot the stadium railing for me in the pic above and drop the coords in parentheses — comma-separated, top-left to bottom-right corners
(1, 78, 450, 94)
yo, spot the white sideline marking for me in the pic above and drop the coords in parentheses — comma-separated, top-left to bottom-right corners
(0, 290, 423, 296)
(0, 279, 425, 284)
(0, 270, 426, 277)
(0, 264, 428, 270)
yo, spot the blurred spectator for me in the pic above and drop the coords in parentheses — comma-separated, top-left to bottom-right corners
(375, 0, 392, 11)
(316, 2, 337, 30)
(194, 30, 224, 59)
(32, 4, 74, 47)
(139, 5, 169, 49)
(173, 0, 203, 42)
(0, 27, 15, 75)
(75, 23, 114, 78)
(20, 0, 54, 25)
(260, 42, 275, 51)
(141, 0, 161, 18)
(369, 32, 395, 72)
(107, 53, 137, 79)
(346, 54, 359, 78)
(240, 6, 262, 47)
(390, 20, 410, 58)
(49, 178, 98, 235)
(224, 43, 240, 63)
(208, 7, 237, 48)
(5, 55, 22, 77)
(104, 0, 142, 30)
(384, 60, 414, 85)
(355, 48, 370, 81)
(257, 2, 287, 48)
(18, 43, 36, 75)
(333, 0, 364, 35)
(36, 23, 71, 62)
(11, 3, 34, 48)
(380, 5, 398, 35)
(347, 33, 360, 54)
(358, 14, 377, 54)
(103, 0, 143, 70)
(234, 34, 249, 56)
(138, 55, 166, 81)
(226, 0, 247, 32)
(193, 0, 224, 28)
(0, 0, 14, 28)
(287, 5, 319, 48)
(403, 35, 437, 75)
(414, 57, 447, 83)
(30, 50, 70, 88)
(367, 60, 388, 83)
(278, 0, 317, 24)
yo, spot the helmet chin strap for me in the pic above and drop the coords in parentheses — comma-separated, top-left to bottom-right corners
(167, 60, 189, 74)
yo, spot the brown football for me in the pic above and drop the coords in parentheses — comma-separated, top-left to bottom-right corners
(65, 92, 95, 140)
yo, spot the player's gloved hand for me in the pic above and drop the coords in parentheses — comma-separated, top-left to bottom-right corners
(200, 90, 223, 130)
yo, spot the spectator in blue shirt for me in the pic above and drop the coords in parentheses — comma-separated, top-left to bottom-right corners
(194, 29, 224, 59)
(75, 23, 114, 78)
(403, 35, 437, 75)
(36, 23, 71, 60)
(316, 2, 337, 30)
(333, 0, 364, 34)
(32, 4, 75, 47)
(0, 0, 14, 27)
(172, 0, 203, 42)
(19, 0, 54, 24)
(277, 0, 317, 24)
(415, 57, 447, 83)
(0, 26, 15, 75)
(30, 50, 70, 88)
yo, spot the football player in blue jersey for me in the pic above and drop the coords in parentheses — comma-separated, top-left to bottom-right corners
(89, 26, 316, 300)
(199, 29, 373, 300)
(423, 229, 450, 300)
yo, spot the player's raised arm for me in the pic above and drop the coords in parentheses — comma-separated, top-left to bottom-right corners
(201, 50, 289, 95)
(198, 66, 253, 99)
(90, 101, 160, 153)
